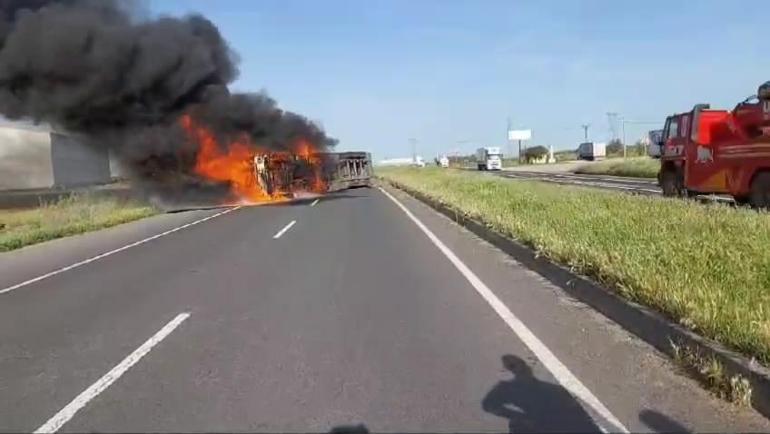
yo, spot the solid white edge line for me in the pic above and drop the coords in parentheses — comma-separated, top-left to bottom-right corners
(273, 220, 297, 239)
(378, 186, 628, 434)
(0, 207, 242, 296)
(310, 198, 320, 207)
(34, 312, 191, 434)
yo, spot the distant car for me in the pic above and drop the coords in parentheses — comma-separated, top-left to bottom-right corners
(577, 142, 606, 161)
(439, 156, 450, 168)
(476, 147, 503, 170)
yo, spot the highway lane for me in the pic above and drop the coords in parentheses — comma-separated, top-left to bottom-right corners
(0, 206, 239, 292)
(0, 202, 296, 431)
(0, 187, 768, 432)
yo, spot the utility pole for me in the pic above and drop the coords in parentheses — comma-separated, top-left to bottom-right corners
(615, 119, 660, 157)
(409, 138, 417, 163)
(606, 112, 619, 142)
(621, 118, 627, 158)
(581, 124, 590, 142)
(506, 117, 513, 158)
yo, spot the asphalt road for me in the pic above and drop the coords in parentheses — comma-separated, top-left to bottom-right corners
(0, 186, 767, 432)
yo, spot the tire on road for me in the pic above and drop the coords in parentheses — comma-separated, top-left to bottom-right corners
(749, 171, 770, 208)
(660, 167, 681, 197)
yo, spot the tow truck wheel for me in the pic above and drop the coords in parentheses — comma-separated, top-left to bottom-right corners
(749, 172, 770, 209)
(660, 168, 680, 197)
(734, 196, 751, 206)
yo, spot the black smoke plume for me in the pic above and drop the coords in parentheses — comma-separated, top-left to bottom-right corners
(0, 0, 335, 203)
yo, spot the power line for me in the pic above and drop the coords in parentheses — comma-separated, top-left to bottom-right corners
(621, 120, 661, 125)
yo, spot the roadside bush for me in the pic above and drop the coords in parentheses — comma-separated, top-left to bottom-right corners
(524, 145, 549, 162)
(607, 139, 623, 155)
(554, 150, 578, 162)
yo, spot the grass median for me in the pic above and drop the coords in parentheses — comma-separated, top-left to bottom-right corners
(574, 157, 660, 178)
(0, 195, 157, 252)
(378, 167, 770, 365)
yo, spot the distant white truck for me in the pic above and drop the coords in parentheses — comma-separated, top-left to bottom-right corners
(439, 155, 450, 168)
(647, 129, 664, 159)
(476, 147, 503, 170)
(577, 142, 606, 161)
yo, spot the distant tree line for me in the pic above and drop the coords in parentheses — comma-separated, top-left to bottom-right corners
(443, 139, 649, 167)
(607, 139, 647, 157)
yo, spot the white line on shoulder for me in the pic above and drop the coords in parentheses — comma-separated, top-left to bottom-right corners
(378, 186, 628, 434)
(0, 207, 241, 296)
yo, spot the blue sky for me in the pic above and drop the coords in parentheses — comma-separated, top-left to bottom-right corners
(152, 0, 770, 159)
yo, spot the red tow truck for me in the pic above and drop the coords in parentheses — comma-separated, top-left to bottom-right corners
(656, 81, 770, 207)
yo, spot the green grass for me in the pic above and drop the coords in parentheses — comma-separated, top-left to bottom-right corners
(574, 157, 660, 178)
(671, 341, 752, 405)
(0, 195, 157, 252)
(379, 167, 770, 365)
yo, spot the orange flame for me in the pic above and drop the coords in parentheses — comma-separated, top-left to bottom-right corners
(180, 114, 326, 204)
(295, 139, 327, 193)
(296, 140, 311, 159)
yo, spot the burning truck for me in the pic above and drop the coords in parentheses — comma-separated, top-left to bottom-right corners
(178, 113, 370, 204)
(0, 1, 348, 206)
(128, 114, 370, 206)
(252, 151, 372, 198)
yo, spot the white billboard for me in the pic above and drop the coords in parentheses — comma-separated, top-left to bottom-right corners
(508, 129, 532, 141)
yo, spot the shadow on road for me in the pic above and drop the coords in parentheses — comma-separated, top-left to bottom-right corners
(164, 204, 235, 214)
(263, 190, 370, 207)
(481, 354, 602, 433)
(328, 424, 370, 434)
(639, 409, 691, 433)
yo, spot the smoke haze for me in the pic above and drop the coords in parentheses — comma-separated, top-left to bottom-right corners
(0, 0, 334, 202)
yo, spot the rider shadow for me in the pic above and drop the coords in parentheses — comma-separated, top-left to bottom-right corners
(638, 409, 691, 433)
(328, 424, 370, 434)
(482, 354, 603, 433)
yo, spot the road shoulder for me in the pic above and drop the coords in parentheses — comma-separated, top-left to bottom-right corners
(379, 183, 770, 432)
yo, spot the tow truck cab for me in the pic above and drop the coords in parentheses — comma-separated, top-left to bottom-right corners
(658, 98, 770, 206)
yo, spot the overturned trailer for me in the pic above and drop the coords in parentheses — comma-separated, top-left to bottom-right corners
(251, 151, 372, 197)
(131, 149, 372, 204)
(322, 151, 373, 191)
